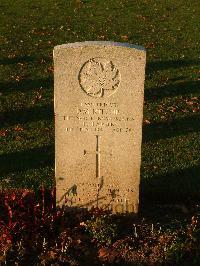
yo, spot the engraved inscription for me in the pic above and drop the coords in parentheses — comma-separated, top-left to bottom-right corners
(58, 101, 135, 134)
(79, 58, 121, 98)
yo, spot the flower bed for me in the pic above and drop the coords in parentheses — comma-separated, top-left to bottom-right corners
(0, 188, 199, 265)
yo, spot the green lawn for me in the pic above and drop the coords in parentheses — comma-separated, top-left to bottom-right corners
(0, 0, 199, 205)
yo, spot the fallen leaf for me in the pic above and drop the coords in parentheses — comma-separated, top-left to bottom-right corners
(35, 94, 42, 100)
(47, 66, 54, 72)
(145, 42, 155, 49)
(14, 125, 23, 132)
(143, 119, 151, 125)
(136, 14, 148, 21)
(98, 247, 118, 263)
(186, 101, 194, 106)
(121, 35, 129, 41)
(48, 250, 57, 259)
(80, 222, 87, 227)
(0, 129, 8, 136)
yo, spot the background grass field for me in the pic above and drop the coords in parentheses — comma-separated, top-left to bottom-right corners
(0, 0, 199, 207)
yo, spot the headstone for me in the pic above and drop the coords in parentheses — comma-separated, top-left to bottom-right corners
(54, 41, 146, 213)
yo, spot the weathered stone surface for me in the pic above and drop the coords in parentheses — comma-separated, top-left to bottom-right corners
(54, 41, 146, 213)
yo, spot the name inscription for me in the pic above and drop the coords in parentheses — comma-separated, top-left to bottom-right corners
(57, 102, 135, 133)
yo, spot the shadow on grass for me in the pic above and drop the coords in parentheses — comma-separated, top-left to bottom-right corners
(0, 55, 35, 65)
(0, 145, 54, 176)
(0, 77, 53, 93)
(0, 55, 51, 65)
(141, 165, 200, 205)
(1, 104, 53, 127)
(146, 59, 199, 73)
(143, 114, 200, 142)
(145, 80, 199, 101)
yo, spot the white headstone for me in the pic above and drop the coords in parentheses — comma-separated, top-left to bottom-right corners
(54, 41, 146, 213)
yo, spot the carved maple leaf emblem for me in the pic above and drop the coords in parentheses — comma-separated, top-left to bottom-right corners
(79, 58, 121, 98)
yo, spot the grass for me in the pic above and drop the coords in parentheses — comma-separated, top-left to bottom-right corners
(0, 0, 200, 208)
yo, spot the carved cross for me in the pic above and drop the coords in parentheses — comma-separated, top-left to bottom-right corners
(84, 135, 112, 180)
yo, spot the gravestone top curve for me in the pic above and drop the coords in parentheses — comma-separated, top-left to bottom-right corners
(53, 41, 145, 51)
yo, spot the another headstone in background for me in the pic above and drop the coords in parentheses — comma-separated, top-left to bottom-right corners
(54, 41, 146, 213)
